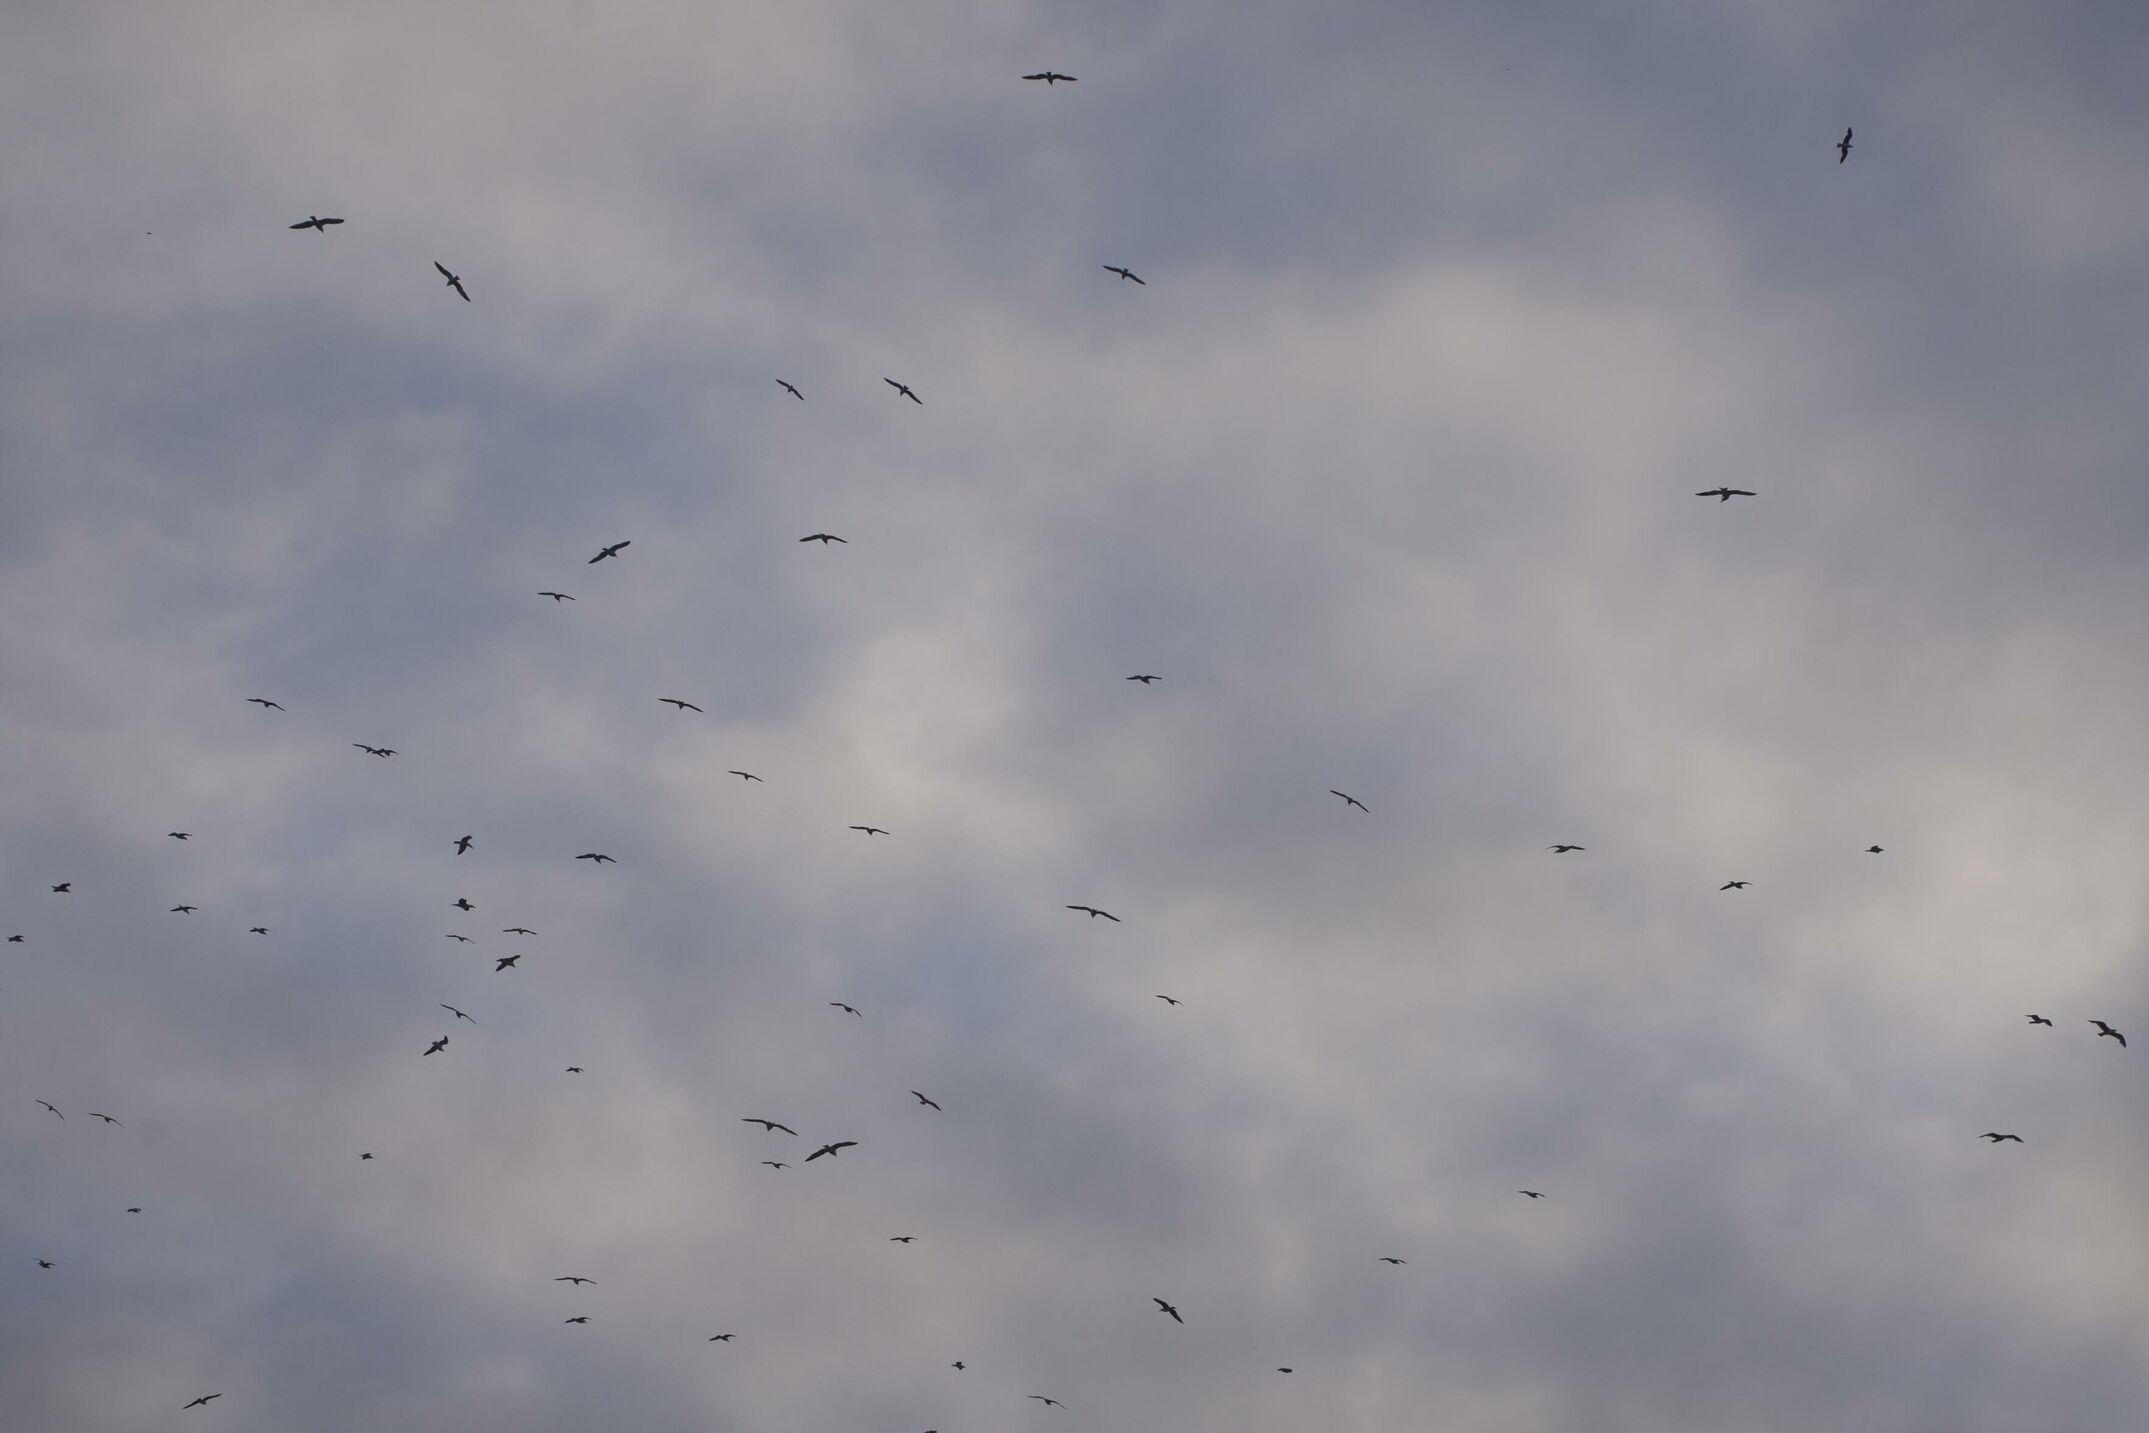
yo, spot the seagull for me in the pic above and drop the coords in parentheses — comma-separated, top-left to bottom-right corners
(760, 1161, 788, 1169)
(1028, 1395, 1066, 1408)
(170, 905, 197, 914)
(1980, 1132, 2024, 1143)
(1156, 995, 1180, 1006)
(169, 831, 190, 840)
(883, 378, 922, 404)
(1720, 880, 1751, 890)
(1154, 1297, 1183, 1324)
(831, 1002, 862, 1016)
(2026, 1014, 2053, 1026)
(1695, 487, 1756, 501)
(455, 835, 473, 853)
(183, 1394, 222, 1408)
(495, 954, 521, 971)
(890, 1235, 916, 1243)
(1126, 674, 1160, 683)
(564, 1316, 590, 1324)
(777, 379, 803, 399)
(951, 1361, 964, 1371)
(1378, 1256, 1405, 1264)
(249, 927, 269, 934)
(565, 1066, 582, 1073)
(445, 933, 473, 944)
(1549, 844, 1585, 853)
(804, 1140, 857, 1161)
(291, 215, 343, 231)
(660, 698, 704, 711)
(849, 826, 887, 836)
(360, 1152, 372, 1159)
(741, 1119, 799, 1134)
(1331, 790, 1368, 811)
(51, 883, 70, 893)
(576, 852, 616, 863)
(423, 1037, 449, 1056)
(246, 698, 283, 710)
(1067, 905, 1120, 921)
(1865, 844, 1884, 853)
(589, 541, 631, 563)
(453, 899, 474, 911)
(728, 771, 762, 782)
(2090, 1020, 2127, 1047)
(538, 591, 576, 601)
(503, 927, 536, 935)
(89, 1113, 121, 1125)
(800, 532, 847, 544)
(36, 1259, 54, 1268)
(127, 1207, 140, 1213)
(1518, 1190, 1545, 1199)
(1023, 71, 1076, 84)
(442, 1005, 475, 1022)
(708, 1333, 736, 1341)
(555, 1276, 596, 1285)
(1837, 127, 1853, 162)
(1103, 265, 1145, 284)
(912, 1091, 941, 1110)
(434, 260, 469, 300)
(36, 1101, 61, 1118)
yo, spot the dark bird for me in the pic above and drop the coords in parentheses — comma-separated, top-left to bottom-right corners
(442, 1005, 475, 1022)
(538, 591, 576, 601)
(742, 1118, 799, 1134)
(246, 698, 283, 710)
(1023, 71, 1076, 84)
(503, 927, 536, 935)
(423, 1037, 449, 1056)
(1028, 1395, 1066, 1408)
(951, 1362, 964, 1370)
(170, 905, 197, 914)
(1378, 1256, 1405, 1264)
(1156, 995, 1180, 1006)
(2027, 1014, 2053, 1026)
(51, 883, 70, 893)
(831, 1002, 862, 1017)
(128, 1207, 140, 1213)
(1865, 845, 1884, 853)
(1720, 880, 1751, 890)
(291, 215, 343, 231)
(36, 1101, 61, 1118)
(805, 1140, 856, 1161)
(565, 1066, 582, 1073)
(169, 832, 190, 840)
(1837, 127, 1853, 162)
(1518, 1190, 1544, 1199)
(1331, 790, 1368, 812)
(761, 1160, 788, 1169)
(183, 1394, 222, 1408)
(729, 771, 762, 782)
(360, 1152, 372, 1159)
(89, 1113, 121, 1125)
(6, 935, 19, 942)
(1126, 674, 1159, 683)
(37, 1259, 54, 1268)
(455, 835, 473, 854)
(660, 698, 703, 712)
(1154, 1297, 1183, 1324)
(1549, 844, 1585, 853)
(800, 532, 848, 544)
(912, 1091, 941, 1110)
(564, 1316, 590, 1324)
(849, 826, 887, 836)
(453, 899, 474, 911)
(1067, 905, 1120, 921)
(555, 1276, 596, 1285)
(2091, 1020, 2127, 1047)
(445, 934, 473, 943)
(708, 1333, 736, 1341)
(577, 852, 616, 863)
(1980, 1132, 2024, 1143)
(1695, 487, 1756, 501)
(434, 260, 469, 300)
(1103, 266, 1145, 284)
(1277, 1368, 1293, 1374)
(883, 378, 921, 404)
(249, 927, 269, 934)
(777, 379, 803, 399)
(495, 954, 521, 971)
(890, 1235, 916, 1243)
(589, 540, 631, 563)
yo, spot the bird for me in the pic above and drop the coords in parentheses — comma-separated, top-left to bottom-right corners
(249, 927, 269, 934)
(660, 698, 703, 712)
(360, 1153, 372, 1160)
(912, 1091, 941, 1110)
(291, 215, 343, 231)
(1331, 790, 1368, 811)
(760, 1161, 788, 1169)
(1103, 265, 1145, 284)
(588, 541, 632, 566)
(453, 899, 474, 911)
(1837, 127, 1853, 162)
(1695, 487, 1756, 501)
(728, 771, 762, 782)
(1126, 674, 1159, 683)
(890, 1235, 916, 1243)
(89, 1113, 120, 1125)
(127, 1207, 140, 1213)
(777, 379, 803, 399)
(183, 1394, 222, 1408)
(495, 955, 521, 971)
(555, 1276, 596, 1285)
(503, 927, 536, 935)
(849, 826, 887, 836)
(37, 1259, 54, 1268)
(442, 1005, 475, 1022)
(1154, 1297, 1183, 1324)
(831, 1002, 862, 1016)
(1980, 1132, 2024, 1143)
(742, 1118, 799, 1134)
(538, 591, 575, 601)
(1549, 844, 1585, 853)
(576, 852, 616, 864)
(565, 1066, 582, 1073)
(169, 831, 190, 840)
(423, 1037, 449, 1056)
(455, 835, 473, 854)
(2026, 1014, 2053, 1026)
(51, 883, 70, 893)
(1865, 844, 1884, 853)
(564, 1316, 590, 1324)
(708, 1333, 736, 1341)
(445, 933, 473, 943)
(1067, 905, 1120, 921)
(951, 1361, 965, 1370)
(1028, 1395, 1066, 1408)
(883, 378, 921, 404)
(434, 260, 469, 300)
(1156, 995, 1180, 1006)
(805, 1141, 856, 1161)
(800, 532, 847, 544)
(1023, 71, 1076, 84)
(170, 905, 197, 914)
(1720, 880, 1751, 890)
(36, 1101, 61, 1118)
(246, 698, 283, 710)
(1277, 1368, 1294, 1374)
(6, 935, 19, 942)
(1518, 1190, 1545, 1199)
(2090, 1020, 2127, 1047)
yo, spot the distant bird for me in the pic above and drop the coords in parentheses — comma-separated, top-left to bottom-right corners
(2026, 1014, 2053, 1026)
(589, 540, 631, 563)
(538, 591, 575, 601)
(890, 1235, 916, 1243)
(565, 1066, 582, 1073)
(291, 215, 343, 231)
(51, 883, 70, 893)
(246, 698, 283, 710)
(883, 378, 921, 404)
(1067, 905, 1120, 921)
(777, 379, 803, 399)
(503, 927, 535, 935)
(729, 771, 762, 782)
(564, 1316, 590, 1324)
(7, 935, 20, 942)
(1378, 1256, 1405, 1264)
(1277, 1368, 1293, 1374)
(1330, 790, 1368, 812)
(1028, 1395, 1066, 1408)
(495, 955, 521, 971)
(912, 1091, 941, 1110)
(800, 532, 847, 544)
(1980, 1132, 2024, 1143)
(36, 1101, 61, 1118)
(36, 1259, 54, 1268)
(1837, 127, 1853, 162)
(89, 1113, 121, 1125)
(1549, 844, 1585, 853)
(352, 744, 396, 757)
(1023, 71, 1076, 84)
(170, 905, 197, 914)
(1156, 995, 1180, 1006)
(660, 698, 703, 712)
(1695, 487, 1756, 502)
(360, 1152, 372, 1159)
(128, 1207, 140, 1213)
(249, 927, 269, 934)
(455, 835, 473, 854)
(169, 832, 189, 840)
(708, 1333, 736, 1341)
(555, 1276, 596, 1285)
(1154, 1297, 1183, 1324)
(453, 899, 474, 911)
(576, 852, 616, 863)
(2090, 1020, 2127, 1047)
(442, 1005, 474, 1022)
(1126, 674, 1159, 683)
(831, 1002, 861, 1016)
(434, 260, 469, 300)
(1865, 845, 1884, 853)
(804, 1140, 856, 1161)
(183, 1394, 222, 1408)
(1518, 1190, 1544, 1199)
(1103, 266, 1145, 284)
(423, 1037, 449, 1057)
(742, 1118, 799, 1134)
(761, 1161, 788, 1169)
(1720, 880, 1751, 890)
(445, 934, 472, 943)
(849, 826, 887, 836)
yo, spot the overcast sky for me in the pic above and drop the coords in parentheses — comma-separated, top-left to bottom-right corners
(4, 2, 2148, 1430)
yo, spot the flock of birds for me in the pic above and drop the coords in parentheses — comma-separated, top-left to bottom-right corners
(9, 73, 2125, 1428)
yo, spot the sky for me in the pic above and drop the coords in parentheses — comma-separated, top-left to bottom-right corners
(4, 1, 2148, 1429)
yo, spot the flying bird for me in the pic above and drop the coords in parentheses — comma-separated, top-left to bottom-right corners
(1549, 844, 1585, 853)
(760, 1161, 788, 1169)
(1378, 1256, 1405, 1264)
(1837, 127, 1853, 162)
(1518, 1190, 1545, 1199)
(1154, 1297, 1183, 1324)
(423, 1037, 449, 1056)
(729, 771, 762, 782)
(576, 852, 616, 863)
(249, 927, 269, 934)
(183, 1394, 222, 1408)
(89, 1113, 120, 1125)
(883, 378, 921, 404)
(1720, 880, 1751, 890)
(708, 1333, 736, 1341)
(1156, 995, 1180, 1006)
(660, 698, 703, 711)
(170, 905, 196, 914)
(495, 954, 521, 971)
(1277, 1368, 1293, 1374)
(1028, 1395, 1066, 1408)
(800, 532, 847, 543)
(849, 826, 887, 836)
(912, 1091, 941, 1110)
(831, 1002, 862, 1016)
(128, 1207, 140, 1213)
(1067, 905, 1119, 921)
(1103, 265, 1145, 284)
(169, 832, 189, 840)
(1865, 845, 1884, 853)
(36, 1101, 61, 1118)
(503, 927, 536, 935)
(777, 379, 803, 399)
(453, 898, 474, 911)
(1023, 71, 1076, 83)
(1695, 487, 1756, 502)
(952, 1361, 964, 1370)
(1126, 674, 1159, 683)
(742, 1118, 799, 1134)
(538, 591, 575, 601)
(2026, 1014, 2053, 1026)
(291, 215, 343, 231)
(805, 1140, 856, 1161)
(1980, 1132, 2024, 1143)
(445, 933, 472, 944)
(6, 935, 20, 942)
(555, 1276, 596, 1285)
(589, 540, 631, 563)
(246, 698, 283, 710)
(564, 1316, 590, 1324)
(51, 883, 70, 893)
(565, 1066, 582, 1073)
(442, 1005, 474, 1022)
(455, 835, 473, 853)
(361, 1153, 372, 1160)
(2090, 1020, 2127, 1047)
(434, 260, 469, 300)
(1330, 790, 1368, 811)
(890, 1235, 917, 1243)
(36, 1259, 54, 1268)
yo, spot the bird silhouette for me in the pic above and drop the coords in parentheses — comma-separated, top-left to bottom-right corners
(1331, 790, 1368, 811)
(291, 215, 343, 231)
(442, 1005, 475, 1022)
(127, 1207, 141, 1213)
(495, 955, 521, 971)
(883, 378, 921, 404)
(361, 1153, 372, 1159)
(2090, 1020, 2127, 1047)
(1518, 1190, 1545, 1199)
(453, 899, 474, 911)
(169, 831, 189, 840)
(502, 927, 536, 936)
(433, 261, 469, 300)
(890, 1235, 917, 1243)
(1028, 1395, 1066, 1408)
(445, 933, 473, 944)
(565, 1066, 582, 1073)
(1720, 880, 1751, 890)
(1549, 844, 1585, 853)
(849, 826, 887, 836)
(1837, 127, 1853, 162)
(1126, 674, 1159, 683)
(1103, 265, 1145, 284)
(246, 698, 283, 710)
(777, 379, 803, 399)
(660, 698, 703, 712)
(1378, 1256, 1405, 1264)
(1695, 487, 1756, 501)
(1067, 905, 1120, 921)
(952, 1361, 965, 1370)
(170, 905, 196, 914)
(7, 935, 20, 943)
(589, 541, 631, 563)
(1156, 995, 1180, 1006)
(805, 1140, 857, 1161)
(1865, 845, 1884, 853)
(538, 591, 575, 601)
(37, 1259, 54, 1268)
(800, 532, 847, 544)
(36, 1101, 61, 1118)
(761, 1160, 788, 1169)
(1023, 72, 1076, 84)
(831, 1002, 862, 1016)
(555, 1276, 596, 1285)
(708, 1332, 736, 1340)
(423, 1037, 449, 1056)
(51, 883, 70, 893)
(455, 835, 473, 853)
(729, 771, 762, 782)
(1980, 1132, 2023, 1143)
(250, 927, 269, 934)
(564, 1316, 590, 1324)
(1154, 1297, 1183, 1324)
(89, 1113, 121, 1125)
(912, 1091, 941, 1110)
(742, 1119, 799, 1134)
(2026, 1014, 2053, 1026)
(183, 1394, 222, 1408)
(576, 853, 616, 863)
